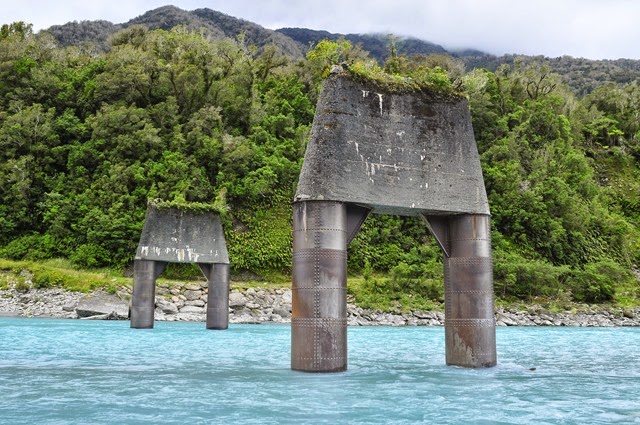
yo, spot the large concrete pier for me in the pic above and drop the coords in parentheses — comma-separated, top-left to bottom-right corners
(292, 70, 496, 371)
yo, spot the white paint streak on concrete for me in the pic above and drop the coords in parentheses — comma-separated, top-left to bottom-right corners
(377, 93, 383, 115)
(362, 90, 369, 98)
(141, 246, 149, 256)
(188, 248, 200, 262)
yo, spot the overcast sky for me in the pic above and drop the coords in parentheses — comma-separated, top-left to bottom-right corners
(3, 0, 639, 60)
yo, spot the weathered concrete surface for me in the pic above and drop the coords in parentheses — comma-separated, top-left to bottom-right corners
(295, 72, 489, 216)
(135, 206, 229, 264)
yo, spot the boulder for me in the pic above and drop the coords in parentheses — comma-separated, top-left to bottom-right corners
(62, 301, 77, 312)
(281, 290, 292, 304)
(183, 289, 202, 301)
(273, 306, 291, 318)
(156, 300, 178, 314)
(228, 292, 246, 307)
(80, 311, 120, 320)
(179, 305, 204, 313)
(75, 292, 128, 319)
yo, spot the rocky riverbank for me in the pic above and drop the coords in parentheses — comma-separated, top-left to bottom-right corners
(1, 278, 639, 326)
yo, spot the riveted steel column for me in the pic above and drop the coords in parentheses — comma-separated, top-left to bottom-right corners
(292, 201, 348, 372)
(131, 259, 166, 329)
(444, 214, 496, 367)
(199, 263, 230, 330)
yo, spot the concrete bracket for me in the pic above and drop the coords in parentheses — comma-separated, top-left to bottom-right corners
(346, 204, 371, 245)
(422, 215, 450, 257)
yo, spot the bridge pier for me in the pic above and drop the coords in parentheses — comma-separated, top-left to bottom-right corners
(442, 214, 496, 367)
(130, 259, 166, 329)
(130, 206, 230, 330)
(290, 72, 497, 370)
(291, 201, 348, 372)
(200, 263, 231, 330)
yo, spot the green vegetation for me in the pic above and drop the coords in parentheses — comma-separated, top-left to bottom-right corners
(0, 21, 639, 311)
(150, 190, 228, 214)
(0, 258, 127, 293)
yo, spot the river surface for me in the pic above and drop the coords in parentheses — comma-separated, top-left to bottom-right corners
(0, 318, 639, 424)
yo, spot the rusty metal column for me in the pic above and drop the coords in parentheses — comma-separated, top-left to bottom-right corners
(131, 259, 166, 329)
(200, 263, 230, 330)
(444, 214, 496, 367)
(292, 201, 348, 372)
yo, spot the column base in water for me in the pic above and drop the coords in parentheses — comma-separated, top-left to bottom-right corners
(291, 201, 348, 372)
(444, 214, 496, 368)
(130, 259, 166, 329)
(200, 263, 230, 330)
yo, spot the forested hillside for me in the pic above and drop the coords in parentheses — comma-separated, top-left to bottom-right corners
(0, 17, 638, 307)
(461, 54, 640, 96)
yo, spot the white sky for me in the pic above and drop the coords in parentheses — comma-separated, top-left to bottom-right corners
(2, 0, 639, 60)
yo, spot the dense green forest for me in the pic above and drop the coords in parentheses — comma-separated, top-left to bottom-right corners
(1, 20, 639, 308)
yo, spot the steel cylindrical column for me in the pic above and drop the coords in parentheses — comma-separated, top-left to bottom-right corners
(131, 259, 162, 329)
(444, 214, 496, 367)
(205, 263, 230, 330)
(292, 201, 348, 372)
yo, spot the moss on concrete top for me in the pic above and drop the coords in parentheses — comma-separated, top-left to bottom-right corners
(148, 198, 224, 214)
(333, 63, 464, 101)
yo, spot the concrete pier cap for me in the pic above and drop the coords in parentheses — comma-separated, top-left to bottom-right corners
(130, 203, 230, 329)
(292, 70, 496, 371)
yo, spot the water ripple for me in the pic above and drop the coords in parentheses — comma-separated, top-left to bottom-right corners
(0, 319, 639, 424)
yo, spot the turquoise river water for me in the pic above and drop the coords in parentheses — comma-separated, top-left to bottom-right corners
(0, 318, 639, 424)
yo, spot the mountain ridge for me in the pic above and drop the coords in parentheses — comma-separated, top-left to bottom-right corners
(42, 5, 466, 60)
(39, 5, 640, 95)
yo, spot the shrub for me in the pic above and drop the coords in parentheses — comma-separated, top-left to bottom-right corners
(565, 260, 628, 303)
(31, 269, 65, 289)
(70, 244, 111, 268)
(493, 251, 570, 300)
(0, 234, 60, 261)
